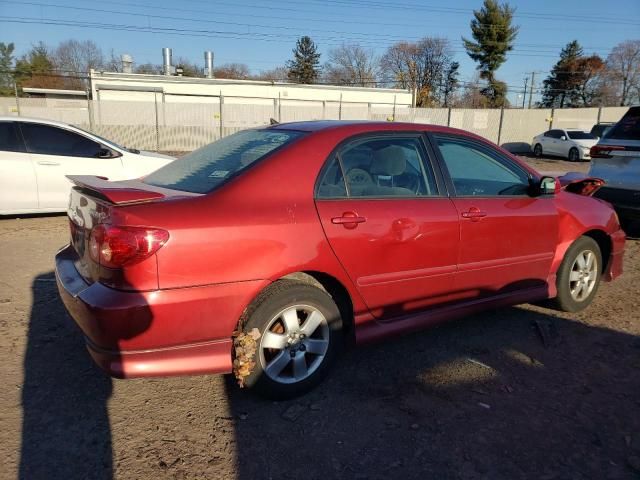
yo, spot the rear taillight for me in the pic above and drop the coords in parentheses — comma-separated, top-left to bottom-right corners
(89, 225, 169, 268)
(590, 144, 625, 158)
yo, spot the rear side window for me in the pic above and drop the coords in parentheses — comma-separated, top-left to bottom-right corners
(0, 122, 25, 152)
(567, 131, 595, 140)
(144, 129, 304, 194)
(317, 135, 438, 198)
(20, 123, 102, 157)
(605, 107, 640, 140)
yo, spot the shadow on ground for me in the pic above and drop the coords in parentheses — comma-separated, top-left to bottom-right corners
(20, 272, 113, 479)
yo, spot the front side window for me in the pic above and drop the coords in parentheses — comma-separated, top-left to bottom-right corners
(144, 129, 305, 194)
(20, 123, 102, 157)
(0, 122, 25, 153)
(434, 136, 530, 196)
(317, 135, 438, 198)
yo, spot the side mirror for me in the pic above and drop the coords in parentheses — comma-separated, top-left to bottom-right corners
(539, 176, 557, 195)
(96, 148, 114, 159)
(560, 135, 567, 141)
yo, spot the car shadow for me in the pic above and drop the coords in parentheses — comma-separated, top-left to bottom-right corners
(19, 272, 113, 479)
(223, 303, 640, 479)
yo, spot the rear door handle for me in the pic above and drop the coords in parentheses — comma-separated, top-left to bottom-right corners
(37, 161, 61, 166)
(331, 212, 366, 229)
(461, 207, 487, 221)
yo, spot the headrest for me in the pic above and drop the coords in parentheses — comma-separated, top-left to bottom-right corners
(370, 146, 407, 176)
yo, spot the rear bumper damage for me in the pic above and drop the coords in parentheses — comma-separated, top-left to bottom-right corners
(55, 244, 269, 378)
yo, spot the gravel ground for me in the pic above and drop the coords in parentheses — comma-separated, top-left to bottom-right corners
(1, 157, 639, 480)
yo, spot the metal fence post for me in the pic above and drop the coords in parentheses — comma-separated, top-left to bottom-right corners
(219, 91, 224, 139)
(497, 106, 505, 146)
(14, 81, 20, 116)
(154, 93, 160, 151)
(87, 97, 94, 130)
(322, 100, 326, 120)
(338, 93, 342, 120)
(447, 107, 452, 127)
(278, 92, 282, 122)
(392, 95, 396, 121)
(597, 106, 602, 124)
(367, 102, 371, 120)
(273, 98, 278, 120)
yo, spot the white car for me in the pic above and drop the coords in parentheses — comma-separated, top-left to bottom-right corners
(0, 117, 175, 215)
(532, 129, 598, 162)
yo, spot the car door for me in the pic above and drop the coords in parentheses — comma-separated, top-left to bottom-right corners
(547, 129, 564, 155)
(431, 134, 558, 300)
(0, 121, 38, 213)
(18, 122, 124, 210)
(315, 133, 460, 319)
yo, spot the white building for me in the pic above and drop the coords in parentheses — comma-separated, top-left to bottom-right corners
(89, 70, 414, 109)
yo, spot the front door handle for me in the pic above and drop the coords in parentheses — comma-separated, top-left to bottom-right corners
(461, 207, 487, 222)
(331, 211, 366, 229)
(37, 161, 61, 166)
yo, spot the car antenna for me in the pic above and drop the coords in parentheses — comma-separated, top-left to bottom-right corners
(269, 118, 279, 125)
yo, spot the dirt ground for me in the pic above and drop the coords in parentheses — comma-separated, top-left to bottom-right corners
(1, 156, 639, 480)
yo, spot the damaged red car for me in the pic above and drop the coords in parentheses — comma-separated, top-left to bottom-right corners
(56, 121, 625, 398)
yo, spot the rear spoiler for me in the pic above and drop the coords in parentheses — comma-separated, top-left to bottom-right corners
(67, 175, 165, 205)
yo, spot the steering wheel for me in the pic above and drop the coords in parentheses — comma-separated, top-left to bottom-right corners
(346, 168, 373, 186)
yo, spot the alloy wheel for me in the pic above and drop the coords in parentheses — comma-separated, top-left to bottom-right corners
(259, 305, 330, 384)
(569, 249, 598, 302)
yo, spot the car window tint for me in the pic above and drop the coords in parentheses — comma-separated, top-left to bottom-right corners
(20, 123, 102, 157)
(144, 129, 305, 194)
(567, 131, 595, 140)
(319, 136, 437, 198)
(435, 136, 530, 196)
(317, 157, 347, 198)
(604, 107, 640, 140)
(0, 122, 25, 153)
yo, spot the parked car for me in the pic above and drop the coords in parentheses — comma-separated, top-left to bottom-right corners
(56, 121, 625, 398)
(532, 129, 598, 161)
(0, 117, 175, 215)
(590, 122, 615, 139)
(590, 106, 640, 230)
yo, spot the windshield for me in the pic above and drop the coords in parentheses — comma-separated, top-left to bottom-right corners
(567, 131, 595, 140)
(604, 107, 640, 141)
(143, 129, 305, 193)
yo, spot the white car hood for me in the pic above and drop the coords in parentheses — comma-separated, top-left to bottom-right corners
(571, 139, 598, 148)
(136, 150, 176, 160)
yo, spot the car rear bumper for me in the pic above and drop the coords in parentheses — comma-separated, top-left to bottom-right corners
(604, 228, 626, 282)
(55, 244, 269, 378)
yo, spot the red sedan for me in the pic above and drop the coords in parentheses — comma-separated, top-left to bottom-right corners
(55, 121, 625, 398)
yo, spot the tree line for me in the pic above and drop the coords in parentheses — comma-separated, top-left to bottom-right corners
(1, 0, 638, 108)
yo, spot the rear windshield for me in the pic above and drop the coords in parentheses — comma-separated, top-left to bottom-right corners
(604, 107, 640, 141)
(143, 129, 304, 193)
(567, 131, 595, 140)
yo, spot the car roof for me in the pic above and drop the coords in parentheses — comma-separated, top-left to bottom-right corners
(267, 119, 468, 136)
(0, 115, 76, 129)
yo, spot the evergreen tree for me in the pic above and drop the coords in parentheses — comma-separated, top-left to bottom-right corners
(287, 36, 321, 84)
(462, 0, 518, 107)
(0, 42, 15, 95)
(541, 41, 585, 108)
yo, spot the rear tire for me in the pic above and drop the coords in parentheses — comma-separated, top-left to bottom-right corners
(533, 143, 543, 157)
(568, 147, 580, 162)
(551, 236, 602, 312)
(237, 280, 343, 399)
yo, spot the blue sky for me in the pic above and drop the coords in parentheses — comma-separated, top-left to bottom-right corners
(1, 0, 639, 104)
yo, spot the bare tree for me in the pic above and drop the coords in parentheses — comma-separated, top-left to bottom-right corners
(381, 37, 458, 107)
(174, 57, 202, 77)
(253, 66, 289, 82)
(134, 63, 162, 75)
(51, 39, 104, 89)
(324, 43, 379, 87)
(103, 49, 122, 73)
(214, 63, 250, 79)
(604, 40, 640, 106)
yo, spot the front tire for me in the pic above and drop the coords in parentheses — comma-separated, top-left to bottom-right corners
(568, 147, 580, 162)
(237, 280, 343, 399)
(551, 236, 602, 312)
(533, 143, 543, 157)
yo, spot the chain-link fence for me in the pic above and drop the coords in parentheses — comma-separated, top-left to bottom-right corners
(0, 96, 630, 153)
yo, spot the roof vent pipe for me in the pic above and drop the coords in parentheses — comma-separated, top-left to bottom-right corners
(162, 47, 173, 76)
(205, 51, 214, 78)
(121, 54, 133, 74)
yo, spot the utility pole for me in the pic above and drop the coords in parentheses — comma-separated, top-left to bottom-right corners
(522, 76, 528, 109)
(528, 71, 535, 109)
